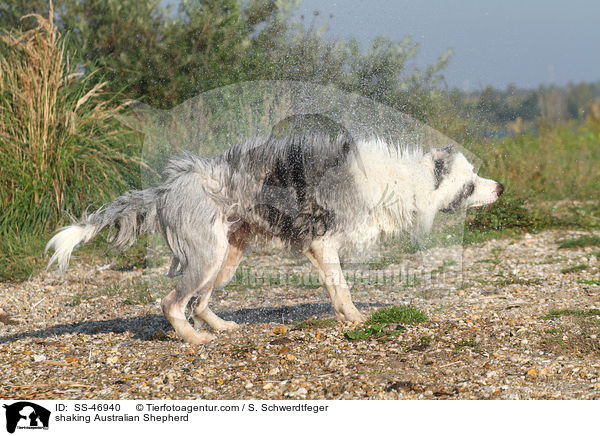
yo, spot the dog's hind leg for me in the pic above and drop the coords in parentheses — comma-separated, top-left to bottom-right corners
(194, 307, 238, 331)
(192, 223, 249, 331)
(305, 238, 366, 323)
(162, 268, 223, 345)
(161, 221, 230, 345)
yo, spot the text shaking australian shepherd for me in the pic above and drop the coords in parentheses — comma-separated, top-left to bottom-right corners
(46, 115, 504, 345)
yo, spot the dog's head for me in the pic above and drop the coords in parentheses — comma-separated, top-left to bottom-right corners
(430, 146, 503, 213)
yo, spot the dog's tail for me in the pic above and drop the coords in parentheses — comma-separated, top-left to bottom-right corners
(45, 188, 160, 273)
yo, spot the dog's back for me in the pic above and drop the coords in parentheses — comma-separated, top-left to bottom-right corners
(209, 114, 363, 251)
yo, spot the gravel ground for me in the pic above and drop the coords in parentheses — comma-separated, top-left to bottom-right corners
(1, 229, 599, 400)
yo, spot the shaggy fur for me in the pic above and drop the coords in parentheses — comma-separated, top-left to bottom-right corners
(46, 114, 503, 344)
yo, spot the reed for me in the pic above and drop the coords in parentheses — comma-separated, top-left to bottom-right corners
(0, 3, 141, 237)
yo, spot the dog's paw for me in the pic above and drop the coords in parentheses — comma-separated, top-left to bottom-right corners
(346, 314, 367, 324)
(335, 310, 367, 324)
(212, 320, 240, 331)
(184, 331, 216, 345)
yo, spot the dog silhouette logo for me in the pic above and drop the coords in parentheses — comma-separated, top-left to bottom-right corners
(3, 402, 50, 433)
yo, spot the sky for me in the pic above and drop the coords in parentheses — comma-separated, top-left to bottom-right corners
(294, 0, 600, 90)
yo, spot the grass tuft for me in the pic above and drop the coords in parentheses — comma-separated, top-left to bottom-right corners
(560, 264, 588, 274)
(542, 309, 600, 320)
(344, 305, 427, 341)
(494, 278, 542, 286)
(344, 323, 403, 342)
(367, 305, 428, 325)
(578, 280, 600, 286)
(558, 235, 600, 249)
(293, 318, 337, 330)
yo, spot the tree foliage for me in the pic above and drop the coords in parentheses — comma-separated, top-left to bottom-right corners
(0, 0, 453, 121)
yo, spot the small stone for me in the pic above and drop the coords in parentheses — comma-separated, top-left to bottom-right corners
(33, 354, 46, 362)
(268, 367, 280, 376)
(526, 367, 537, 376)
(273, 326, 289, 335)
(263, 383, 274, 390)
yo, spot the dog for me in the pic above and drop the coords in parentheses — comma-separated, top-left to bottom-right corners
(46, 114, 503, 344)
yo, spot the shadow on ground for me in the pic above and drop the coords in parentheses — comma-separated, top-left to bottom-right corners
(0, 302, 381, 343)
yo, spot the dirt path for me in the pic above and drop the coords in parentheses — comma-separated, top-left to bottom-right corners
(1, 229, 599, 399)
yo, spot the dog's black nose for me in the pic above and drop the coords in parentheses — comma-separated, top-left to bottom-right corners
(496, 183, 504, 197)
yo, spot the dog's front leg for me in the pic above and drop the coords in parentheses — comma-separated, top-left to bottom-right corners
(305, 239, 366, 323)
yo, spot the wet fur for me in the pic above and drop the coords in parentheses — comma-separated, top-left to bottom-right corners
(46, 116, 502, 344)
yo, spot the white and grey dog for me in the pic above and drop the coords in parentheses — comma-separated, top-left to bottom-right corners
(46, 114, 503, 344)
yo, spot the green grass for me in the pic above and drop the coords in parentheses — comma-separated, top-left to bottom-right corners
(560, 264, 588, 274)
(0, 15, 141, 238)
(367, 257, 398, 270)
(0, 232, 48, 282)
(344, 305, 427, 341)
(454, 339, 480, 350)
(475, 259, 501, 265)
(344, 323, 403, 342)
(494, 278, 542, 286)
(558, 235, 600, 249)
(406, 335, 433, 351)
(0, 230, 166, 283)
(470, 120, 600, 202)
(367, 305, 428, 325)
(578, 280, 600, 286)
(463, 120, 600, 241)
(536, 257, 565, 265)
(293, 318, 337, 330)
(466, 193, 554, 233)
(542, 309, 600, 320)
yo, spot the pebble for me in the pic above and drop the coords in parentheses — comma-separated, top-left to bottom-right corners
(1, 229, 600, 400)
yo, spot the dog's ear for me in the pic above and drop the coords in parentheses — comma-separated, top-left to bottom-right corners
(430, 146, 455, 189)
(430, 145, 455, 161)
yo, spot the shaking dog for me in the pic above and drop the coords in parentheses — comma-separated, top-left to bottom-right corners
(46, 115, 503, 344)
